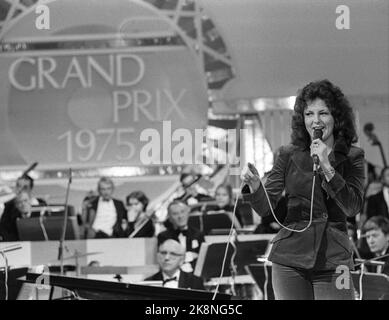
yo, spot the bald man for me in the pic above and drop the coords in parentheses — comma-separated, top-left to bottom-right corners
(145, 239, 205, 290)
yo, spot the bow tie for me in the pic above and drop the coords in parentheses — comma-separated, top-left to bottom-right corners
(176, 229, 188, 237)
(162, 276, 177, 285)
(102, 198, 111, 202)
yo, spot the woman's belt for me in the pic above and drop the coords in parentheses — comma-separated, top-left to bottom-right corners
(285, 207, 347, 227)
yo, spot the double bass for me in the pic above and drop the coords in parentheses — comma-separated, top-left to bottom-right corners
(364, 122, 387, 167)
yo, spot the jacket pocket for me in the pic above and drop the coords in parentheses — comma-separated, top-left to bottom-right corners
(328, 227, 352, 252)
(270, 223, 295, 244)
(326, 226, 353, 264)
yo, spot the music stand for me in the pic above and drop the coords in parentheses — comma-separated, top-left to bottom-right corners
(194, 237, 270, 279)
(351, 271, 389, 300)
(15, 218, 45, 241)
(354, 258, 386, 273)
(189, 210, 241, 235)
(17, 216, 80, 241)
(245, 263, 274, 300)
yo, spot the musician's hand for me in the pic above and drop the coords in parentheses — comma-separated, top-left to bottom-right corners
(240, 163, 261, 193)
(270, 222, 281, 230)
(310, 139, 330, 166)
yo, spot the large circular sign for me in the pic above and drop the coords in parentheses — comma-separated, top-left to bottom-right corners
(0, 0, 209, 168)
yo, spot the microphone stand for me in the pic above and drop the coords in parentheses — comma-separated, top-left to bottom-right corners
(58, 168, 72, 276)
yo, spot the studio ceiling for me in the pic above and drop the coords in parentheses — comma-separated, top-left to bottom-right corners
(201, 0, 388, 100)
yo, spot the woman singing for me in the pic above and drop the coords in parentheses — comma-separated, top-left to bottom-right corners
(241, 79, 365, 299)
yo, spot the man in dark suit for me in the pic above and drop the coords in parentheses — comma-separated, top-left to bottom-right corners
(158, 201, 205, 271)
(366, 167, 389, 219)
(83, 177, 127, 239)
(0, 190, 37, 241)
(0, 175, 46, 241)
(145, 239, 204, 290)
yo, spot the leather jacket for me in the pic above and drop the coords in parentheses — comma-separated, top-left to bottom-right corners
(242, 140, 365, 270)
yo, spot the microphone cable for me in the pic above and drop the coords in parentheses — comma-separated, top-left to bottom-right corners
(261, 128, 322, 232)
(211, 183, 242, 300)
(212, 163, 317, 300)
(229, 231, 238, 297)
(260, 170, 316, 233)
(358, 263, 365, 300)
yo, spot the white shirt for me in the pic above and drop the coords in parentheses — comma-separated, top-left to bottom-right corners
(178, 232, 187, 250)
(162, 270, 181, 289)
(92, 197, 117, 236)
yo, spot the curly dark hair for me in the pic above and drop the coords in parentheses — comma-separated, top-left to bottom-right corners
(291, 79, 358, 149)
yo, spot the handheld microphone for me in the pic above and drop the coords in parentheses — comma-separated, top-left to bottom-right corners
(312, 129, 323, 171)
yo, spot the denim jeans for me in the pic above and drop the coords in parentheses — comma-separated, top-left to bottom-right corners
(272, 262, 355, 300)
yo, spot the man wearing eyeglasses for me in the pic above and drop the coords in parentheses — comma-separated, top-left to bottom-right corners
(145, 239, 205, 290)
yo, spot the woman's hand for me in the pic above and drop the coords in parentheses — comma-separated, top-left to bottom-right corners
(310, 139, 330, 167)
(240, 162, 261, 193)
(127, 208, 139, 222)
